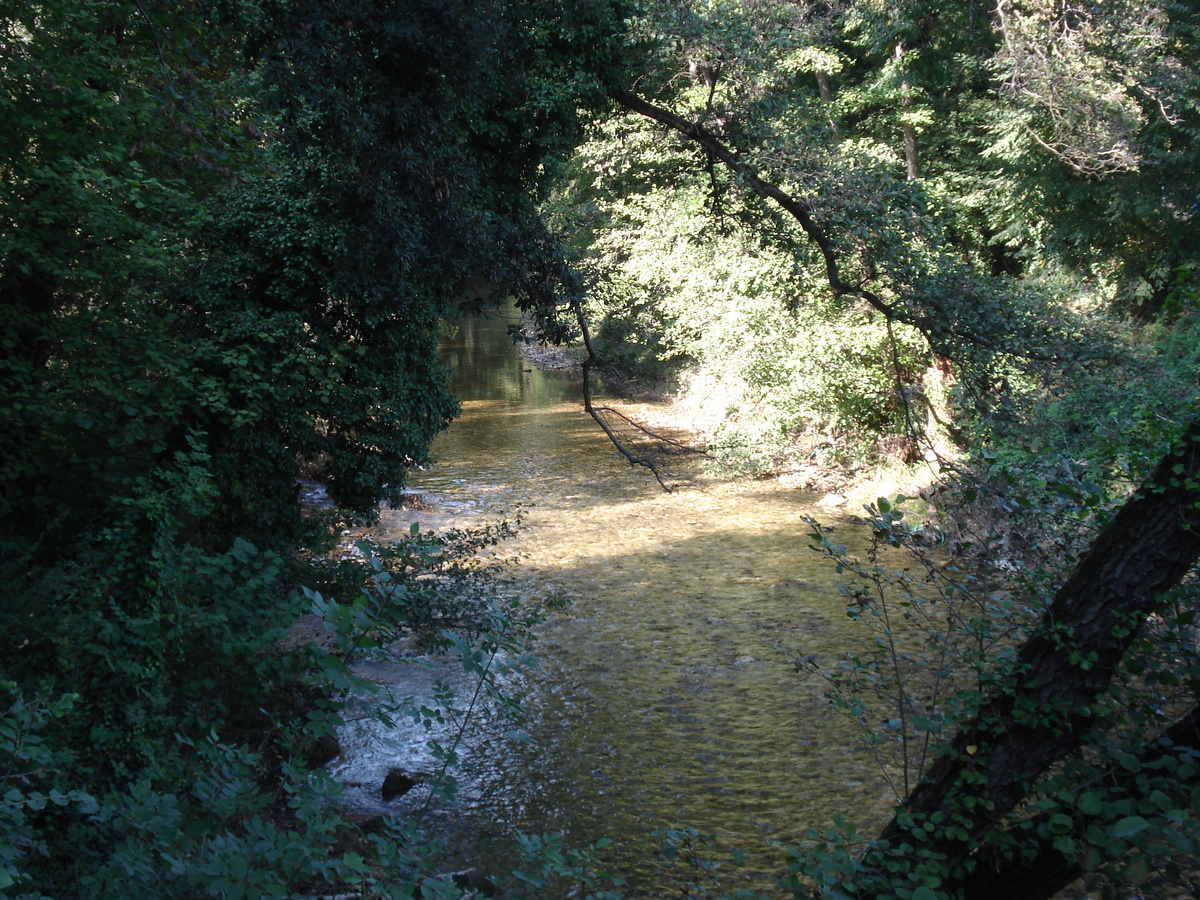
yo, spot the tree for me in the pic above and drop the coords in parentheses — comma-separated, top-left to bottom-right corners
(848, 414, 1200, 899)
(0, 0, 629, 893)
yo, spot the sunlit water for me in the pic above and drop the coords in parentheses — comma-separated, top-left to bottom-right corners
(329, 308, 893, 895)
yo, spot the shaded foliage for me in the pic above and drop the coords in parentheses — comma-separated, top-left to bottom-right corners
(0, 0, 628, 894)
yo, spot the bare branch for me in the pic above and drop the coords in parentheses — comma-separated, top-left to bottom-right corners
(567, 293, 707, 491)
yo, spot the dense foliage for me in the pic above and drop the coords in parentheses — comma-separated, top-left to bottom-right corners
(1, 0, 625, 894)
(549, 0, 1199, 487)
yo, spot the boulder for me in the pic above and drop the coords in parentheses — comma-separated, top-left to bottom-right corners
(382, 768, 432, 801)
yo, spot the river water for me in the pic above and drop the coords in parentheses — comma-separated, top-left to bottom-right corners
(330, 308, 893, 896)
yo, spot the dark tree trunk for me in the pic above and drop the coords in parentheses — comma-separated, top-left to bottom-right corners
(872, 415, 1200, 896)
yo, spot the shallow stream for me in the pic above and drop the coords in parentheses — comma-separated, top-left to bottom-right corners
(329, 308, 893, 895)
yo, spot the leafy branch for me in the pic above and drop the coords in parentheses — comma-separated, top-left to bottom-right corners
(611, 89, 1062, 365)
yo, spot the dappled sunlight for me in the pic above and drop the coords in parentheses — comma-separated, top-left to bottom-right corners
(354, 311, 898, 893)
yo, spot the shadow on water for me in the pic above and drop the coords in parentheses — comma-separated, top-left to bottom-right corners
(331, 307, 893, 895)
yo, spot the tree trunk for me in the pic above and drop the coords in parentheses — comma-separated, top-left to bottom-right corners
(815, 70, 841, 139)
(870, 414, 1200, 896)
(902, 122, 919, 181)
(895, 43, 919, 180)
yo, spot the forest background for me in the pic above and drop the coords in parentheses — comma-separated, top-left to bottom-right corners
(2, 0, 1199, 898)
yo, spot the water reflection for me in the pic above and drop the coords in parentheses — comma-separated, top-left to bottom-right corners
(333, 307, 889, 895)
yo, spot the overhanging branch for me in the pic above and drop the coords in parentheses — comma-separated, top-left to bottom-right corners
(568, 294, 706, 491)
(611, 90, 1044, 361)
(612, 90, 866, 309)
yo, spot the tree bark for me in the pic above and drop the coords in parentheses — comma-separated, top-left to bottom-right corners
(816, 69, 834, 104)
(871, 414, 1200, 896)
(902, 121, 919, 181)
(895, 43, 919, 181)
(815, 70, 841, 139)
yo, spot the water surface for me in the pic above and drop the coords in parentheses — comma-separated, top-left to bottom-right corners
(331, 308, 891, 895)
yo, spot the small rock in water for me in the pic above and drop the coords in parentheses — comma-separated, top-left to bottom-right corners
(414, 868, 497, 898)
(382, 769, 432, 801)
(304, 734, 341, 767)
(770, 578, 807, 590)
(449, 868, 498, 898)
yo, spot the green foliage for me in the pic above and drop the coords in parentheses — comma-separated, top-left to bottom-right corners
(654, 827, 771, 900)
(0, 688, 97, 896)
(792, 490, 1200, 900)
(0, 0, 629, 895)
(511, 832, 627, 899)
(548, 0, 1200, 491)
(305, 517, 526, 652)
(546, 115, 934, 472)
(803, 500, 1034, 799)
(2, 512, 541, 897)
(929, 319, 1199, 575)
(985, 0, 1200, 316)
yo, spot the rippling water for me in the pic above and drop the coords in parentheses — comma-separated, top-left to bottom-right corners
(329, 308, 893, 895)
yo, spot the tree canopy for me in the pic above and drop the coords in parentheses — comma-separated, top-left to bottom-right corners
(1, 0, 625, 893)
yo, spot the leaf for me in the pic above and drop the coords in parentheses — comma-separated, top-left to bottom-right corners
(1116, 752, 1141, 772)
(1076, 792, 1104, 816)
(1048, 813, 1074, 834)
(1110, 816, 1149, 838)
(1164, 826, 1196, 853)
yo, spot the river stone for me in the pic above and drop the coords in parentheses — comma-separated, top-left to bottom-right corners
(382, 768, 432, 801)
(304, 734, 341, 767)
(448, 868, 497, 898)
(413, 868, 497, 898)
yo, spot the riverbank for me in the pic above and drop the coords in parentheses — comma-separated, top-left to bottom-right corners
(516, 336, 950, 520)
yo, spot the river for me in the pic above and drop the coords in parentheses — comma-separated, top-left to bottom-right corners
(329, 307, 893, 896)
